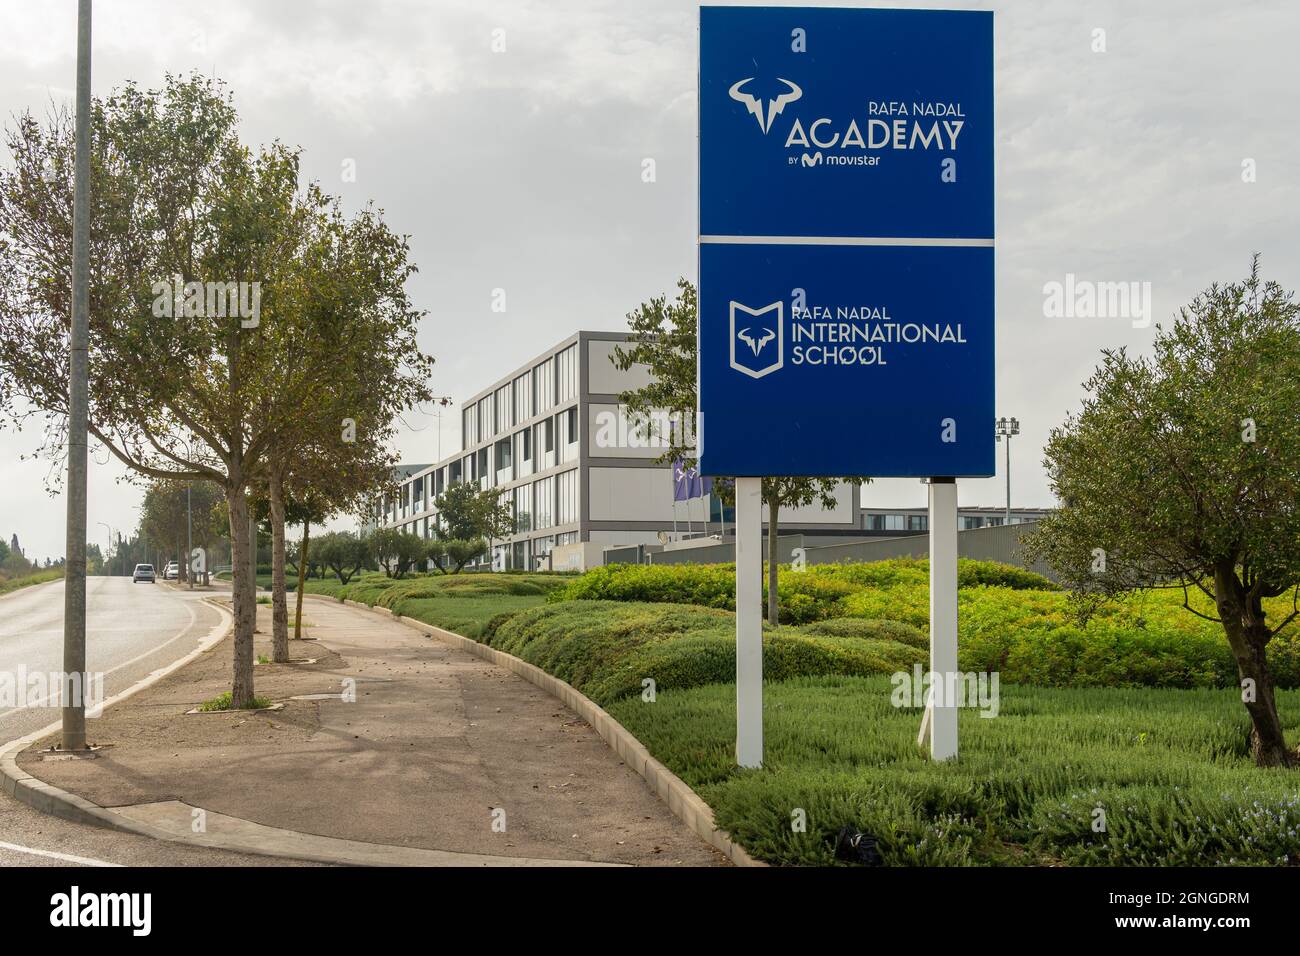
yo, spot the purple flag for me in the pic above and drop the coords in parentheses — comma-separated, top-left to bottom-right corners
(672, 459, 690, 502)
(689, 469, 710, 500)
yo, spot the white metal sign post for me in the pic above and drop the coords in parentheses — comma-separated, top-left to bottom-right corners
(734, 477, 763, 767)
(928, 478, 959, 760)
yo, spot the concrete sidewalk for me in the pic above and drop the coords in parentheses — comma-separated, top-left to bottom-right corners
(17, 598, 724, 866)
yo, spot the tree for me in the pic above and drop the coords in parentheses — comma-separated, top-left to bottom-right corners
(761, 479, 844, 624)
(0, 75, 429, 705)
(1025, 258, 1300, 767)
(614, 278, 867, 624)
(372, 528, 427, 579)
(286, 491, 329, 642)
(1, 551, 31, 578)
(433, 482, 514, 542)
(315, 530, 371, 584)
(0, 76, 308, 706)
(426, 537, 487, 574)
(610, 278, 699, 463)
(139, 479, 222, 583)
(254, 190, 431, 662)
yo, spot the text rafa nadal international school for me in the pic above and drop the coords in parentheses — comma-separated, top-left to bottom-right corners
(788, 301, 967, 367)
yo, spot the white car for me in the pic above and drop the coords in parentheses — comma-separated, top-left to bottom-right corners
(133, 564, 156, 583)
(163, 561, 179, 580)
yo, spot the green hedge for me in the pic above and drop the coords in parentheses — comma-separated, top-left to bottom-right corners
(305, 570, 567, 608)
(486, 600, 924, 706)
(551, 559, 1300, 691)
(552, 558, 1056, 625)
(844, 584, 1300, 690)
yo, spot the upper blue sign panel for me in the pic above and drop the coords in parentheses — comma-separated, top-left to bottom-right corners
(700, 6, 994, 240)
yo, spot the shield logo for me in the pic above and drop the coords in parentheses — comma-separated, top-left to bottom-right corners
(730, 300, 784, 379)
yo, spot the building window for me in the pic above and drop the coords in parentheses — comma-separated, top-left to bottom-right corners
(557, 469, 578, 525)
(520, 427, 532, 462)
(557, 344, 578, 403)
(496, 384, 512, 433)
(534, 475, 555, 529)
(566, 406, 578, 444)
(868, 514, 908, 531)
(535, 357, 555, 412)
(463, 403, 477, 449)
(514, 371, 532, 422)
(515, 484, 532, 532)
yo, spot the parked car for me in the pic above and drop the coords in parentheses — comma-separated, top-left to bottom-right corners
(163, 561, 179, 580)
(132, 563, 156, 583)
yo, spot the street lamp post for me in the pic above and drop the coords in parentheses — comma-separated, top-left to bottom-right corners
(61, 0, 92, 753)
(995, 416, 1020, 525)
(429, 396, 453, 461)
(187, 482, 193, 589)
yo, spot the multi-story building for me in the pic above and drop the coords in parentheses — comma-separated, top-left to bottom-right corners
(374, 330, 858, 569)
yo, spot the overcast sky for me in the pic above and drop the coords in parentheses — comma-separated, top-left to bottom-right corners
(1, 0, 1296, 561)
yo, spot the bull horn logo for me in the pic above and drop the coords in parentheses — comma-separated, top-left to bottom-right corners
(736, 327, 776, 356)
(728, 77, 802, 134)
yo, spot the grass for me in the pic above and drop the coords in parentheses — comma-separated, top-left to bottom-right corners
(197, 691, 273, 712)
(607, 677, 1300, 866)
(0, 568, 64, 596)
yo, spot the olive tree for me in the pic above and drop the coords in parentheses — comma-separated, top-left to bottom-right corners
(1026, 259, 1300, 767)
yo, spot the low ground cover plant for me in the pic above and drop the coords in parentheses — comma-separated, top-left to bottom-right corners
(607, 676, 1300, 866)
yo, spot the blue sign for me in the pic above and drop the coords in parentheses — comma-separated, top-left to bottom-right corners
(698, 6, 995, 478)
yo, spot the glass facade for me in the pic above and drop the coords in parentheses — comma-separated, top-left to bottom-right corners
(557, 344, 578, 403)
(557, 468, 578, 525)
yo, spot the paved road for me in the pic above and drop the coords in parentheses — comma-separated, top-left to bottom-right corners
(0, 577, 309, 866)
(0, 576, 221, 742)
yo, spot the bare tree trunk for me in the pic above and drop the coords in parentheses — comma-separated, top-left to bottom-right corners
(294, 520, 309, 641)
(268, 472, 289, 663)
(1215, 563, 1295, 767)
(1226, 618, 1293, 766)
(227, 489, 256, 708)
(767, 495, 779, 626)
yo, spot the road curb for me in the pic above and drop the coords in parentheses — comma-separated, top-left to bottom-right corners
(0, 596, 234, 837)
(316, 594, 763, 867)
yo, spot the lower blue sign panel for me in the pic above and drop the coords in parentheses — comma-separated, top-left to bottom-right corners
(698, 242, 995, 478)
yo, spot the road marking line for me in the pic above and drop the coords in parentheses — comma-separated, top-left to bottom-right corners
(0, 839, 121, 867)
